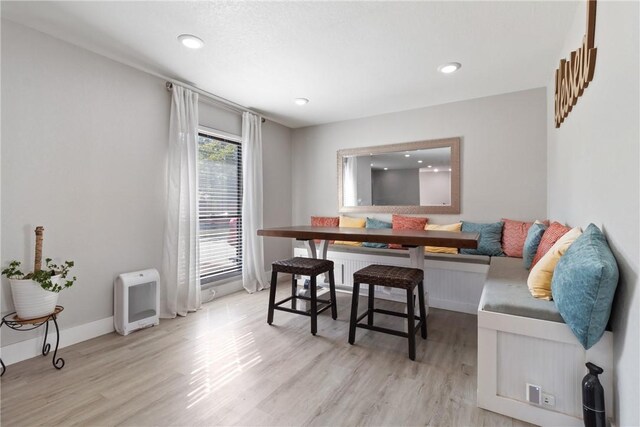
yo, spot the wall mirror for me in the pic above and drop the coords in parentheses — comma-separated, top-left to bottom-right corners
(338, 137, 460, 214)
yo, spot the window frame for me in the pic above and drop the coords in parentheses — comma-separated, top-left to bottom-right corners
(197, 127, 243, 286)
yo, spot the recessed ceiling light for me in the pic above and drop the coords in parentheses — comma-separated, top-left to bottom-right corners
(434, 168, 439, 172)
(438, 62, 461, 74)
(449, 168, 452, 172)
(370, 163, 374, 166)
(404, 154, 410, 157)
(418, 160, 423, 164)
(384, 167, 389, 171)
(178, 34, 204, 49)
(294, 98, 309, 105)
(428, 165, 432, 168)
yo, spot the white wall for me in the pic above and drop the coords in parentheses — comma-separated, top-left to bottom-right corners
(1, 20, 292, 347)
(546, 2, 639, 425)
(419, 171, 451, 206)
(292, 88, 547, 225)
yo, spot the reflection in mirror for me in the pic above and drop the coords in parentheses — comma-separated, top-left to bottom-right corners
(338, 138, 460, 214)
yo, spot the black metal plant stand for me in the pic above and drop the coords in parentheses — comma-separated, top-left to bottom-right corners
(0, 306, 65, 376)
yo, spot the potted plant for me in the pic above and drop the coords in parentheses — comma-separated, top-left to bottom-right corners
(1, 226, 76, 320)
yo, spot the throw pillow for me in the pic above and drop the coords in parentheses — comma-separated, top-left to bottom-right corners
(522, 221, 548, 269)
(460, 221, 505, 256)
(501, 218, 549, 258)
(311, 216, 339, 244)
(552, 224, 619, 350)
(363, 217, 392, 248)
(389, 214, 428, 249)
(425, 223, 462, 254)
(531, 222, 572, 269)
(527, 227, 582, 300)
(335, 216, 366, 246)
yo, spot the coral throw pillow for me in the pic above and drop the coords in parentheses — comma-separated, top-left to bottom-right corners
(425, 223, 462, 254)
(531, 222, 572, 269)
(389, 214, 428, 249)
(501, 218, 549, 258)
(310, 216, 339, 243)
(335, 216, 366, 246)
(527, 227, 582, 300)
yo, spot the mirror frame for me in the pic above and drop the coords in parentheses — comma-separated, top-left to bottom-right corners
(337, 137, 460, 214)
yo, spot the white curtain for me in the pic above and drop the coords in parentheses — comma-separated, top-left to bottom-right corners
(343, 156, 358, 206)
(241, 112, 267, 293)
(161, 85, 202, 318)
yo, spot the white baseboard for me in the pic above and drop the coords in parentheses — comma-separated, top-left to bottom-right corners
(0, 316, 115, 366)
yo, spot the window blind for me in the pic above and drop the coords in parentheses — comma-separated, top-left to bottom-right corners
(198, 132, 242, 284)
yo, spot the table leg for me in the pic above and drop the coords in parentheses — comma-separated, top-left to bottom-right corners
(408, 246, 429, 318)
(304, 239, 330, 283)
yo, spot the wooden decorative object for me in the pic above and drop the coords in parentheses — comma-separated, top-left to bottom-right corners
(34, 226, 44, 272)
(554, 0, 597, 128)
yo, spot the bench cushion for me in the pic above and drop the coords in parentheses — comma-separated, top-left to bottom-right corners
(480, 257, 564, 323)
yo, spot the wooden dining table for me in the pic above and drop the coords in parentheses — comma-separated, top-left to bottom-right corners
(257, 225, 479, 272)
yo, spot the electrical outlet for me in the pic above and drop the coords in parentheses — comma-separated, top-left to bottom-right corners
(526, 383, 542, 405)
(542, 393, 556, 407)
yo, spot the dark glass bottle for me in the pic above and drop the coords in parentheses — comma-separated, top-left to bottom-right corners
(582, 362, 606, 427)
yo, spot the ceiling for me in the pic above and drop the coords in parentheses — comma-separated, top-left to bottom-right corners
(360, 147, 450, 171)
(1, 1, 578, 128)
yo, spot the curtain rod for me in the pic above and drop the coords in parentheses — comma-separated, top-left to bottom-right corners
(165, 81, 265, 123)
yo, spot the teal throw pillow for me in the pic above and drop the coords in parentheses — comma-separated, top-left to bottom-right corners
(552, 224, 619, 350)
(460, 221, 504, 256)
(363, 217, 391, 248)
(523, 222, 548, 269)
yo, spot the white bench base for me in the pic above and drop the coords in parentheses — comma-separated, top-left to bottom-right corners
(478, 308, 614, 426)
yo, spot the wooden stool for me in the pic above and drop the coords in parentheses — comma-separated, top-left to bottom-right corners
(267, 257, 337, 335)
(349, 264, 427, 360)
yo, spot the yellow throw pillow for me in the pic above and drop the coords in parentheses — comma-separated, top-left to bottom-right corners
(424, 223, 462, 254)
(527, 227, 582, 300)
(335, 216, 366, 246)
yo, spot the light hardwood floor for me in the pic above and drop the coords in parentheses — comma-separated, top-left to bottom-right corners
(1, 283, 535, 426)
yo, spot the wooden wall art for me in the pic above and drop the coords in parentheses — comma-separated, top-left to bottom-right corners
(554, 0, 597, 128)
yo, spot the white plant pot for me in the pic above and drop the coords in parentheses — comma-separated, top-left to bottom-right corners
(9, 275, 60, 319)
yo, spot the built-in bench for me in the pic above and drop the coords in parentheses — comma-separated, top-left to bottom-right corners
(293, 242, 489, 314)
(291, 242, 615, 425)
(478, 256, 614, 426)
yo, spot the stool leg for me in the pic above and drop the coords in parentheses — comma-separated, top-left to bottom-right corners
(310, 275, 318, 335)
(329, 269, 337, 320)
(291, 276, 297, 310)
(349, 282, 360, 344)
(367, 284, 375, 326)
(406, 288, 416, 361)
(418, 281, 427, 339)
(267, 271, 278, 325)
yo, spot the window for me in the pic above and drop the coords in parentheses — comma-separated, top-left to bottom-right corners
(198, 131, 242, 285)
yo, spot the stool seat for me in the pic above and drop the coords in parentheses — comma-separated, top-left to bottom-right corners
(272, 257, 334, 276)
(353, 264, 423, 289)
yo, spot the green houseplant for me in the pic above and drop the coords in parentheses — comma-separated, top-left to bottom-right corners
(1, 226, 77, 319)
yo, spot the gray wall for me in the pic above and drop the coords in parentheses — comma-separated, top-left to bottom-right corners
(372, 169, 420, 206)
(546, 2, 639, 425)
(0, 20, 293, 346)
(292, 88, 547, 224)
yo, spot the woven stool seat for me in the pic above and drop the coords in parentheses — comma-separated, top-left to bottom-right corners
(272, 257, 334, 276)
(353, 264, 423, 290)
